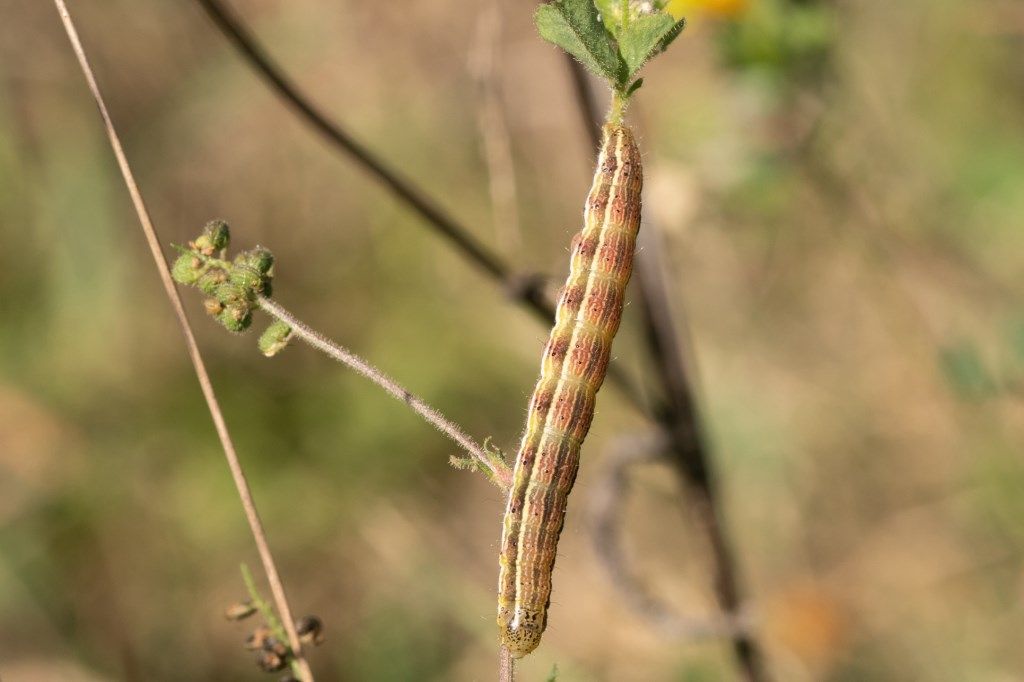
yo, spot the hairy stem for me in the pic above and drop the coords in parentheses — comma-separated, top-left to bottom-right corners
(51, 2, 313, 679)
(256, 297, 512, 490)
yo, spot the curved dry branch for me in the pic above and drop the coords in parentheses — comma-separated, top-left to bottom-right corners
(589, 432, 749, 641)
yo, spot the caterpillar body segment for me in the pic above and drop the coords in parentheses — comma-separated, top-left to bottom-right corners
(498, 124, 643, 657)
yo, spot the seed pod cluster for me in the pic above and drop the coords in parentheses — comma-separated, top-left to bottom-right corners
(171, 220, 279, 336)
(224, 598, 325, 677)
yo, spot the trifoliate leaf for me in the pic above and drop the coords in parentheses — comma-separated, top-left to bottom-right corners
(535, 0, 626, 85)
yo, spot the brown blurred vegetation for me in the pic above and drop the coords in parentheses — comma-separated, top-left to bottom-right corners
(2, 0, 1024, 679)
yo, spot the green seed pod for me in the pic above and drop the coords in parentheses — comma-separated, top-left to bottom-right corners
(218, 304, 252, 333)
(171, 253, 201, 285)
(196, 267, 228, 296)
(258, 320, 293, 357)
(229, 265, 264, 295)
(237, 247, 274, 275)
(214, 282, 249, 307)
(195, 219, 230, 254)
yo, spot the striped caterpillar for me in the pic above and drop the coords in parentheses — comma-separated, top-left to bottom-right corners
(498, 123, 643, 657)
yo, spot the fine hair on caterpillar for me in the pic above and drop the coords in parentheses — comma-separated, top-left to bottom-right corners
(497, 123, 643, 657)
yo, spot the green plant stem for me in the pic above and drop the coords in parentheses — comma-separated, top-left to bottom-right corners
(51, 3, 313, 680)
(609, 89, 628, 126)
(256, 296, 512, 490)
(241, 564, 303, 678)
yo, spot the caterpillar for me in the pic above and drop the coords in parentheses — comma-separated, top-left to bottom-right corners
(497, 123, 643, 657)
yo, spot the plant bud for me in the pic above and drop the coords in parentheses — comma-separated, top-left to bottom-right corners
(224, 601, 257, 621)
(258, 321, 293, 357)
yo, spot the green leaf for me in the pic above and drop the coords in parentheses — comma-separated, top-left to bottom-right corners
(656, 17, 688, 54)
(593, 0, 623, 35)
(617, 13, 686, 79)
(535, 0, 626, 85)
(625, 77, 644, 97)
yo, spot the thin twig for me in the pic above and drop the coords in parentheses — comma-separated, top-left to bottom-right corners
(565, 59, 768, 681)
(256, 296, 512, 491)
(51, 3, 313, 680)
(589, 432, 749, 640)
(191, 0, 650, 415)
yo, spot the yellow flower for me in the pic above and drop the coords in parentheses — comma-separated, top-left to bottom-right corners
(667, 0, 750, 19)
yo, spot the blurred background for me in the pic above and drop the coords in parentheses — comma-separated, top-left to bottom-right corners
(1, 0, 1023, 679)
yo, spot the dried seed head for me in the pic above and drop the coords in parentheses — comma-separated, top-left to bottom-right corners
(256, 649, 287, 673)
(261, 636, 289, 658)
(224, 601, 257, 621)
(296, 615, 324, 646)
(244, 626, 272, 651)
(204, 298, 224, 316)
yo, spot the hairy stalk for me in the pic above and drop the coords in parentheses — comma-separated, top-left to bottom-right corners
(565, 59, 768, 681)
(256, 296, 512, 490)
(192, 0, 650, 414)
(51, 2, 313, 679)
